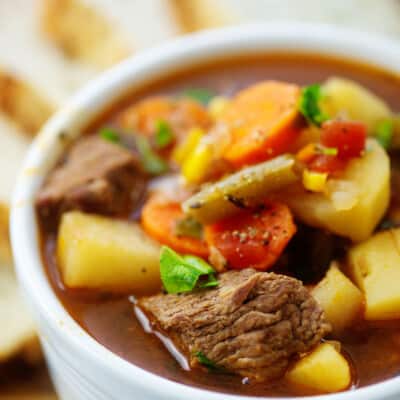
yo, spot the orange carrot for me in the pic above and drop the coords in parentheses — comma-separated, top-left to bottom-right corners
(296, 143, 318, 163)
(220, 81, 303, 167)
(141, 194, 209, 258)
(118, 96, 211, 140)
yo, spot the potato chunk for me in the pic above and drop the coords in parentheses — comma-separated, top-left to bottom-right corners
(312, 263, 364, 334)
(321, 77, 392, 133)
(276, 140, 390, 242)
(286, 343, 351, 393)
(57, 211, 161, 293)
(348, 229, 400, 320)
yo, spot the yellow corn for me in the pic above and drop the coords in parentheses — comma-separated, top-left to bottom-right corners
(182, 142, 213, 184)
(302, 169, 328, 192)
(208, 96, 230, 120)
(172, 127, 204, 166)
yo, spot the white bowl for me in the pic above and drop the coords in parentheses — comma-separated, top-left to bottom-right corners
(10, 23, 400, 400)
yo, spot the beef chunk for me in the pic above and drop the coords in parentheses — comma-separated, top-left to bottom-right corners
(36, 136, 145, 225)
(139, 269, 331, 382)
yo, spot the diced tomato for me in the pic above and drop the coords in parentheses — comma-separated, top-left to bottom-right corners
(141, 194, 209, 258)
(204, 202, 296, 270)
(321, 120, 367, 159)
(309, 154, 347, 175)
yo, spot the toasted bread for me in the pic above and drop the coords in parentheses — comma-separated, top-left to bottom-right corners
(168, 0, 233, 32)
(0, 72, 53, 137)
(169, 0, 400, 37)
(42, 0, 131, 68)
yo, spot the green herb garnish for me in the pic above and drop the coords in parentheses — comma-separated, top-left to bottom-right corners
(299, 84, 330, 126)
(194, 351, 218, 370)
(379, 219, 399, 230)
(175, 217, 203, 239)
(375, 119, 393, 149)
(135, 136, 168, 175)
(183, 88, 215, 105)
(160, 246, 218, 294)
(321, 146, 338, 156)
(100, 127, 120, 143)
(155, 119, 174, 148)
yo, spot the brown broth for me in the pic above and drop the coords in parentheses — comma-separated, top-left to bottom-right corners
(42, 53, 400, 397)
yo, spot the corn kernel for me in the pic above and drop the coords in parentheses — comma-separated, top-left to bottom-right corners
(172, 127, 204, 166)
(302, 169, 328, 192)
(208, 96, 230, 120)
(182, 143, 213, 184)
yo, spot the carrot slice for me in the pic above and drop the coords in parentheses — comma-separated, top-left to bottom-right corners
(118, 96, 211, 140)
(141, 194, 209, 258)
(220, 81, 302, 167)
(205, 202, 296, 270)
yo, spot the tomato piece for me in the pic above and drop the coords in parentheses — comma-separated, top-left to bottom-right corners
(204, 202, 296, 270)
(321, 120, 367, 159)
(309, 154, 347, 175)
(141, 195, 209, 258)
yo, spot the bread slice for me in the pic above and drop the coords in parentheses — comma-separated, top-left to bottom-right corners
(168, 0, 234, 32)
(169, 0, 400, 38)
(42, 0, 130, 68)
(42, 0, 180, 67)
(0, 0, 97, 113)
(0, 71, 54, 136)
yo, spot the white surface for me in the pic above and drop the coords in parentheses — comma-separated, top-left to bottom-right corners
(226, 0, 400, 39)
(0, 117, 30, 203)
(0, 0, 95, 106)
(11, 24, 400, 400)
(82, 0, 180, 49)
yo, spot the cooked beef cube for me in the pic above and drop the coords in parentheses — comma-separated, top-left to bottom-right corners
(36, 136, 145, 225)
(139, 269, 331, 382)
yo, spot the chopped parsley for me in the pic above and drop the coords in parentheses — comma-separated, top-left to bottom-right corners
(160, 246, 218, 294)
(375, 119, 393, 149)
(320, 146, 338, 156)
(299, 84, 330, 126)
(99, 127, 120, 143)
(183, 88, 215, 105)
(379, 219, 399, 230)
(135, 136, 168, 175)
(174, 216, 203, 239)
(155, 119, 174, 148)
(194, 351, 218, 370)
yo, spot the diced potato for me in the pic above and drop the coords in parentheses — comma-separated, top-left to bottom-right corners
(183, 154, 298, 223)
(321, 77, 392, 133)
(286, 343, 351, 393)
(348, 228, 400, 320)
(276, 140, 390, 242)
(57, 211, 161, 294)
(312, 262, 364, 334)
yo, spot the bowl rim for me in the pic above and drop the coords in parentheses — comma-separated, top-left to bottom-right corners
(10, 23, 400, 400)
